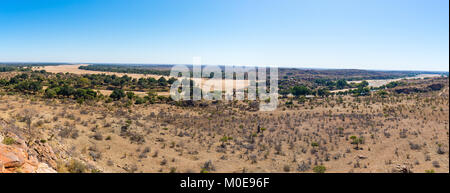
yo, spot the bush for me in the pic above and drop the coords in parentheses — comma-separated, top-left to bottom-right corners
(409, 142, 421, 150)
(202, 160, 215, 172)
(66, 159, 87, 173)
(126, 91, 135, 99)
(92, 132, 103, 141)
(45, 88, 57, 98)
(432, 161, 440, 168)
(283, 165, 291, 172)
(135, 96, 145, 104)
(2, 136, 16, 145)
(297, 161, 311, 172)
(313, 165, 326, 173)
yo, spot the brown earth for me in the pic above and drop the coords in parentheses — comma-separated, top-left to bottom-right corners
(0, 77, 448, 173)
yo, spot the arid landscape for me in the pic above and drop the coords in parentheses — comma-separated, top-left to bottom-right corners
(0, 3, 448, 193)
(0, 64, 448, 173)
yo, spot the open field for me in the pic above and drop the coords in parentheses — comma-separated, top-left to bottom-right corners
(349, 74, 443, 87)
(35, 64, 166, 79)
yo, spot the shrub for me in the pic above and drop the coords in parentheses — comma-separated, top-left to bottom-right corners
(126, 91, 135, 99)
(437, 144, 445, 154)
(220, 136, 233, 142)
(409, 142, 421, 150)
(283, 165, 291, 172)
(45, 88, 57, 98)
(67, 159, 87, 173)
(432, 161, 440, 168)
(313, 165, 326, 173)
(2, 136, 16, 145)
(297, 161, 311, 172)
(202, 160, 215, 172)
(92, 132, 103, 141)
(135, 96, 145, 104)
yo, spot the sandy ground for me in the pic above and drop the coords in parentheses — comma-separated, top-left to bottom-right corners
(35, 64, 251, 92)
(35, 64, 165, 79)
(97, 89, 170, 97)
(349, 74, 442, 87)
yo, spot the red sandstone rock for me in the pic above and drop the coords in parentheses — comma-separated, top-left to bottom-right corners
(0, 144, 26, 168)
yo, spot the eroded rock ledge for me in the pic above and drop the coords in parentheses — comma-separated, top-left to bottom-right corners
(0, 133, 56, 173)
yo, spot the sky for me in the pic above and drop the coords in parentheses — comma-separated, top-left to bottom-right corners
(0, 0, 448, 71)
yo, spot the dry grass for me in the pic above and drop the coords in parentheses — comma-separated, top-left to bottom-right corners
(0, 77, 448, 173)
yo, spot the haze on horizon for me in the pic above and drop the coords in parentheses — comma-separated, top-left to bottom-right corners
(0, 0, 448, 71)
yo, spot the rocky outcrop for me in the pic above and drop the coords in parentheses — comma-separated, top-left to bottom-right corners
(29, 142, 58, 169)
(0, 144, 26, 168)
(0, 133, 57, 173)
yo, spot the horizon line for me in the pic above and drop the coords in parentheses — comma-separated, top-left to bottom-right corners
(1, 61, 449, 73)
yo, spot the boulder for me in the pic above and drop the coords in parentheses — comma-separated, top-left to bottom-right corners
(0, 160, 4, 172)
(31, 143, 58, 168)
(36, 163, 57, 173)
(0, 144, 26, 168)
(20, 162, 38, 173)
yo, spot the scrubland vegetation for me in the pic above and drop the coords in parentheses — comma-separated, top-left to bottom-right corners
(0, 64, 448, 173)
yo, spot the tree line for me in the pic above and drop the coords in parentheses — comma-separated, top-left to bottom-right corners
(79, 64, 171, 76)
(0, 70, 176, 105)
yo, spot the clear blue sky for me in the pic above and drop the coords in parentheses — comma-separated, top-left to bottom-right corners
(0, 0, 448, 71)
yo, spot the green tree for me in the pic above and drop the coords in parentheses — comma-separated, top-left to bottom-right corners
(291, 86, 311, 97)
(158, 77, 168, 86)
(357, 80, 369, 88)
(317, 88, 330, 97)
(336, 79, 348, 89)
(14, 80, 42, 93)
(110, 89, 125, 100)
(352, 87, 370, 96)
